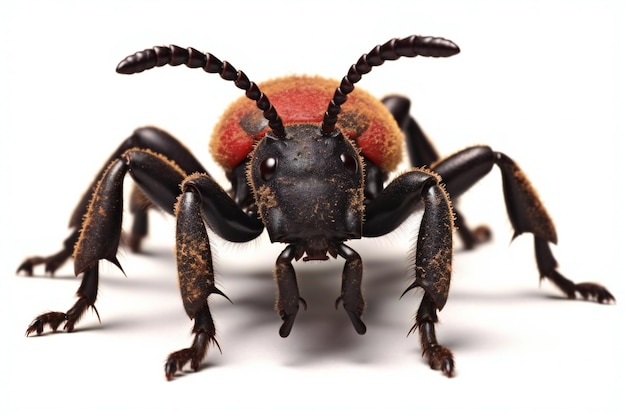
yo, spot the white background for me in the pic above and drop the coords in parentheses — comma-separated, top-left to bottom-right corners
(1, 0, 624, 416)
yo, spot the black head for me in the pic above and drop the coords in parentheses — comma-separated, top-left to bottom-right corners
(248, 125, 363, 260)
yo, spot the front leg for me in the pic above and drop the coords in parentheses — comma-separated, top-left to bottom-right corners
(364, 168, 455, 376)
(165, 187, 222, 380)
(410, 295, 454, 377)
(165, 174, 263, 380)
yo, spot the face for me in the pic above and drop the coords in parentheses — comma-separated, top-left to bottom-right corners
(248, 125, 364, 256)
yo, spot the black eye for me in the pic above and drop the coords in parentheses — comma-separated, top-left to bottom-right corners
(340, 152, 358, 174)
(260, 157, 277, 181)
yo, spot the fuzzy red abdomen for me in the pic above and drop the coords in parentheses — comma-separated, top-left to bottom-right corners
(210, 75, 402, 173)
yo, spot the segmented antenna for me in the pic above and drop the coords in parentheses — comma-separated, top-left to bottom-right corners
(116, 45, 286, 138)
(321, 35, 461, 134)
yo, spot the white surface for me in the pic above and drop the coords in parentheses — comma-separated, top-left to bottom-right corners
(1, 0, 624, 416)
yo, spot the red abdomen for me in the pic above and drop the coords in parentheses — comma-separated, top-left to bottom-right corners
(210, 75, 403, 173)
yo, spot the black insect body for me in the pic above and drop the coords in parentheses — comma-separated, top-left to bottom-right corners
(18, 36, 614, 380)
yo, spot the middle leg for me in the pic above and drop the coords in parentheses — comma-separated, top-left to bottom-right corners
(17, 127, 209, 276)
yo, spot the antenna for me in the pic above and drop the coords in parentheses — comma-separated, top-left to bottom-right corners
(321, 35, 460, 134)
(116, 45, 286, 137)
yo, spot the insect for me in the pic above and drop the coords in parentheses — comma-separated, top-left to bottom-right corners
(18, 35, 614, 380)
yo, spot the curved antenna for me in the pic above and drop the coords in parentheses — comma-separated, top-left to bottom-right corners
(321, 35, 461, 134)
(116, 45, 286, 138)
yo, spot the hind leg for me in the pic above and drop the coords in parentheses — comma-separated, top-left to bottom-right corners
(383, 95, 490, 249)
(434, 145, 614, 302)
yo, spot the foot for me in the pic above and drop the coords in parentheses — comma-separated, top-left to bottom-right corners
(573, 282, 615, 303)
(165, 332, 217, 381)
(17, 251, 71, 276)
(547, 270, 615, 304)
(457, 224, 491, 250)
(25, 299, 99, 335)
(423, 344, 455, 377)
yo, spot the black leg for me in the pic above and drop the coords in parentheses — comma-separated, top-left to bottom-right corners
(164, 304, 219, 381)
(410, 295, 454, 377)
(383, 95, 490, 249)
(26, 265, 100, 335)
(25, 139, 263, 342)
(73, 150, 263, 275)
(17, 127, 209, 276)
(364, 167, 455, 376)
(24, 148, 185, 336)
(124, 185, 152, 253)
(434, 146, 614, 303)
(165, 186, 229, 380)
(16, 230, 80, 276)
(453, 210, 491, 250)
(382, 95, 438, 168)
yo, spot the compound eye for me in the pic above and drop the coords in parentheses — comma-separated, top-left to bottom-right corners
(340, 152, 358, 174)
(260, 157, 277, 181)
